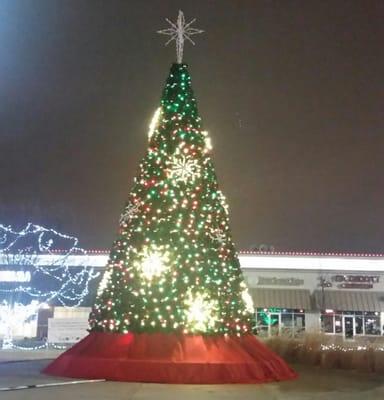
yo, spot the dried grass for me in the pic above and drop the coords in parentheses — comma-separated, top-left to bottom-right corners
(264, 333, 384, 373)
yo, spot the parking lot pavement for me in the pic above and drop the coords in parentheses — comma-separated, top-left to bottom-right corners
(0, 358, 383, 400)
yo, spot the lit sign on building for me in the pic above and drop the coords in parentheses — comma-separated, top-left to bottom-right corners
(333, 275, 379, 283)
(338, 283, 373, 289)
(332, 275, 379, 290)
(257, 277, 304, 286)
(0, 271, 31, 282)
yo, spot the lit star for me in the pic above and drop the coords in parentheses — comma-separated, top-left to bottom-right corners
(158, 10, 204, 63)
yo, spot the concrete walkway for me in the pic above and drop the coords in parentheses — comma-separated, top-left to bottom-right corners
(0, 349, 63, 363)
(0, 351, 383, 400)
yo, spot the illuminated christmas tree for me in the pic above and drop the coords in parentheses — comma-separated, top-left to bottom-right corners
(45, 11, 296, 383)
(88, 60, 254, 336)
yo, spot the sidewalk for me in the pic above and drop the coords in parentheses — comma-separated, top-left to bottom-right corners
(0, 349, 63, 363)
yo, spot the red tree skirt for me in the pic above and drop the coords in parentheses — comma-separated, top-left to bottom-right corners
(43, 332, 297, 384)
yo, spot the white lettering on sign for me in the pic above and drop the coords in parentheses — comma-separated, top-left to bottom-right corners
(257, 277, 304, 286)
(0, 271, 31, 282)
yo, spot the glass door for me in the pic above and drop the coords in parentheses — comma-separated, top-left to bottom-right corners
(343, 315, 355, 339)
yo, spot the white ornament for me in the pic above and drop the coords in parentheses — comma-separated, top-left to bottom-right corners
(119, 203, 140, 224)
(158, 10, 204, 64)
(185, 291, 218, 333)
(135, 245, 170, 280)
(168, 154, 201, 183)
(209, 228, 226, 245)
(142, 253, 164, 280)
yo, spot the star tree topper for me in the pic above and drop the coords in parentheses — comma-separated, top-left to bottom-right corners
(158, 10, 204, 64)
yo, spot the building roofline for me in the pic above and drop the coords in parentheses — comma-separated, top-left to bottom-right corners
(47, 249, 384, 259)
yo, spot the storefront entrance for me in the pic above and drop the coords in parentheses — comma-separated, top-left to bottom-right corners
(323, 311, 381, 338)
(343, 315, 354, 339)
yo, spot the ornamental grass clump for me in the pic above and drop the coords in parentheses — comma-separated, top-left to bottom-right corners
(265, 333, 384, 373)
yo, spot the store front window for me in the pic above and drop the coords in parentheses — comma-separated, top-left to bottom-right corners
(321, 311, 382, 338)
(323, 314, 334, 333)
(364, 312, 381, 335)
(255, 308, 305, 338)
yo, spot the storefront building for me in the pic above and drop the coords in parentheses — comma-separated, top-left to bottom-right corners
(1, 250, 384, 341)
(240, 251, 384, 340)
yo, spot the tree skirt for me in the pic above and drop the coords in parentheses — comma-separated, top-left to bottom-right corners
(43, 332, 297, 384)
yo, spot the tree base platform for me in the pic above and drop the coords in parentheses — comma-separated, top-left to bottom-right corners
(43, 331, 297, 384)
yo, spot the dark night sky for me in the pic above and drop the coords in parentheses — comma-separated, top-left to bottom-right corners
(1, 0, 383, 253)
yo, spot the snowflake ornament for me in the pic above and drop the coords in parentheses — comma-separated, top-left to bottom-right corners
(168, 154, 201, 184)
(184, 290, 218, 333)
(134, 245, 170, 281)
(119, 203, 140, 225)
(209, 228, 227, 245)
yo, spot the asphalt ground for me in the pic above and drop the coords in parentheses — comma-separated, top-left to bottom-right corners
(0, 355, 383, 400)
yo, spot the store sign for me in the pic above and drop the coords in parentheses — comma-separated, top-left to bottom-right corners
(338, 283, 373, 289)
(333, 275, 379, 289)
(0, 270, 31, 282)
(333, 275, 379, 283)
(257, 277, 304, 286)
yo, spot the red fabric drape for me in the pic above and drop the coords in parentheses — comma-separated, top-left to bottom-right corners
(43, 332, 297, 384)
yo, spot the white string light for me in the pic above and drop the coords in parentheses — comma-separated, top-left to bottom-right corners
(148, 107, 162, 140)
(0, 223, 100, 349)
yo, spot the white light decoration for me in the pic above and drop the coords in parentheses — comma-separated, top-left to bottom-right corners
(238, 254, 384, 272)
(97, 268, 113, 296)
(185, 291, 218, 332)
(142, 253, 164, 279)
(217, 190, 229, 215)
(0, 300, 40, 349)
(202, 130, 212, 153)
(241, 286, 254, 314)
(119, 202, 140, 225)
(157, 10, 204, 64)
(168, 153, 201, 183)
(148, 107, 162, 140)
(0, 223, 99, 307)
(0, 223, 99, 350)
(0, 270, 31, 282)
(135, 246, 170, 280)
(13, 252, 384, 273)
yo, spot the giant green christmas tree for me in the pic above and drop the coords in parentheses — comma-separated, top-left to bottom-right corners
(90, 61, 254, 335)
(45, 12, 296, 383)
